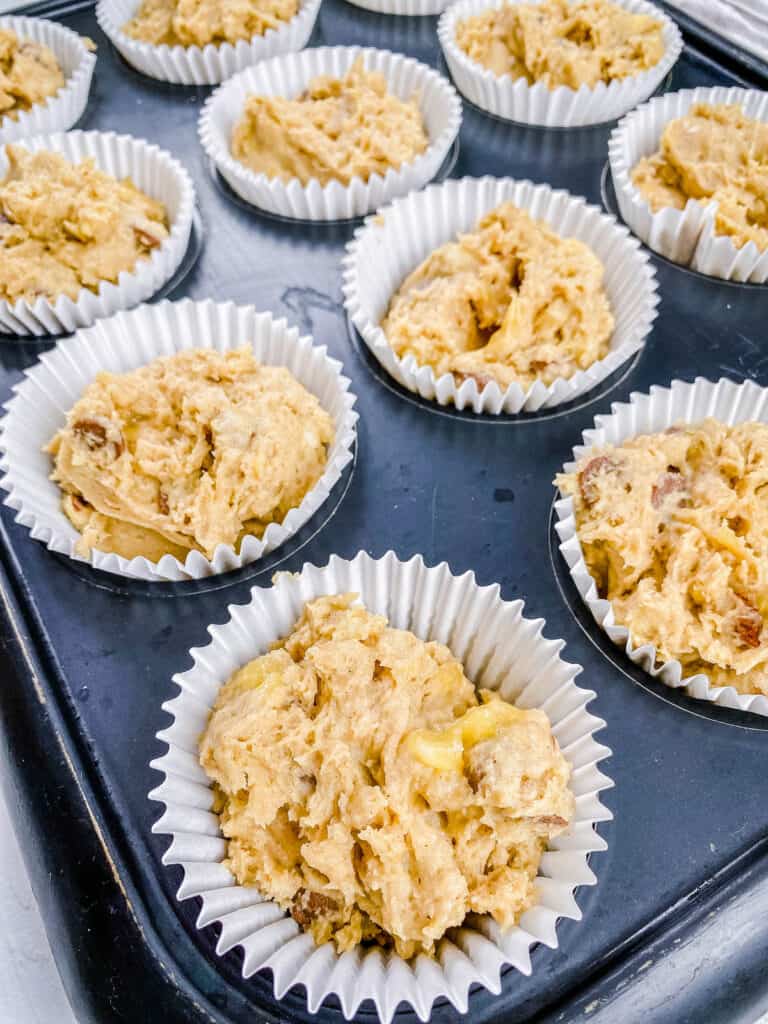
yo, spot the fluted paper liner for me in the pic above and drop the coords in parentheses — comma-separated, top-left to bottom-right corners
(96, 0, 321, 86)
(342, 176, 659, 414)
(0, 130, 195, 337)
(0, 299, 358, 581)
(609, 87, 768, 282)
(0, 15, 96, 144)
(555, 377, 768, 717)
(199, 46, 462, 221)
(438, 0, 682, 127)
(344, 0, 451, 15)
(149, 550, 613, 1021)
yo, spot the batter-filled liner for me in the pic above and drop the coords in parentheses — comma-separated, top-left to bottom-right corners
(150, 550, 613, 1021)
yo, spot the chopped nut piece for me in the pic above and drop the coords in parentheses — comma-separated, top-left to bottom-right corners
(290, 889, 340, 929)
(72, 418, 107, 450)
(132, 226, 161, 249)
(578, 456, 618, 506)
(534, 814, 568, 828)
(651, 469, 686, 509)
(735, 602, 763, 650)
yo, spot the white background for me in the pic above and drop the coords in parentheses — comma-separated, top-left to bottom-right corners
(0, 789, 77, 1023)
(0, 0, 767, 1021)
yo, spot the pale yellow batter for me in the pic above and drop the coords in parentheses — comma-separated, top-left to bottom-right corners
(0, 145, 169, 305)
(231, 58, 429, 187)
(46, 348, 334, 563)
(0, 28, 64, 122)
(455, 0, 665, 90)
(632, 103, 768, 252)
(381, 202, 614, 392)
(123, 0, 298, 47)
(557, 419, 768, 695)
(200, 594, 574, 959)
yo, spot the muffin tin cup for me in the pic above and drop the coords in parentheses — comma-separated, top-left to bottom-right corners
(198, 46, 463, 221)
(0, 298, 358, 582)
(438, 0, 682, 128)
(0, 15, 96, 144)
(0, 130, 195, 337)
(555, 376, 768, 717)
(149, 549, 613, 1023)
(95, 0, 322, 86)
(609, 86, 768, 282)
(342, 176, 659, 414)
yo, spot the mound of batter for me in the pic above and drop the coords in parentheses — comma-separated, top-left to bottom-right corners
(231, 57, 428, 187)
(557, 419, 768, 695)
(0, 28, 65, 122)
(46, 348, 334, 563)
(200, 593, 573, 959)
(0, 145, 169, 305)
(455, 0, 664, 90)
(123, 0, 298, 47)
(381, 201, 614, 392)
(632, 103, 768, 252)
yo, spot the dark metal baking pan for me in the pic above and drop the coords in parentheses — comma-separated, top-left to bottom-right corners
(1, 1, 767, 1021)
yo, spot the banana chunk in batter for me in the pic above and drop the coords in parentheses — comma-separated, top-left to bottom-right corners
(632, 103, 768, 252)
(381, 201, 614, 392)
(0, 145, 169, 305)
(200, 594, 574, 959)
(46, 348, 334, 563)
(123, 0, 299, 47)
(231, 57, 429, 187)
(0, 28, 65, 122)
(557, 419, 768, 695)
(455, 0, 665, 90)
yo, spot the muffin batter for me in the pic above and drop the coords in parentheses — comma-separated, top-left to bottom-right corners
(381, 201, 614, 392)
(201, 594, 573, 958)
(231, 57, 428, 187)
(557, 419, 768, 695)
(46, 348, 334, 562)
(0, 145, 169, 305)
(632, 103, 768, 252)
(455, 0, 665, 90)
(0, 28, 65, 122)
(123, 0, 299, 47)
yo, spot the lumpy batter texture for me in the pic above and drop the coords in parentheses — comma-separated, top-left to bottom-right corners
(231, 57, 428, 187)
(0, 145, 169, 304)
(0, 28, 65, 122)
(557, 419, 768, 695)
(200, 594, 574, 959)
(455, 0, 664, 90)
(46, 348, 334, 563)
(123, 0, 298, 47)
(381, 202, 614, 392)
(632, 103, 768, 252)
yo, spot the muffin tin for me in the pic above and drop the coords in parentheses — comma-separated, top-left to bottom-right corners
(0, 2, 767, 1023)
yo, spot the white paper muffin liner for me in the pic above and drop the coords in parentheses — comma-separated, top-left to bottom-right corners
(438, 0, 682, 127)
(0, 299, 358, 582)
(96, 0, 322, 86)
(609, 87, 768, 282)
(199, 46, 462, 221)
(342, 176, 659, 414)
(0, 16, 96, 144)
(343, 0, 451, 15)
(149, 549, 613, 1021)
(555, 376, 768, 717)
(0, 130, 195, 337)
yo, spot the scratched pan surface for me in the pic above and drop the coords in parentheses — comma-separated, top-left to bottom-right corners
(0, 2, 767, 1023)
